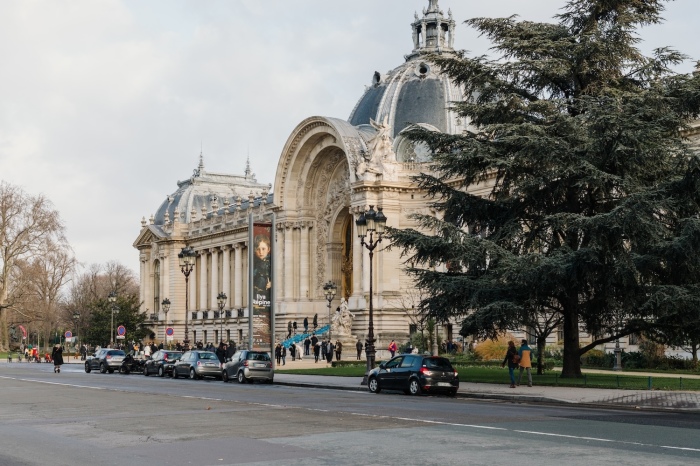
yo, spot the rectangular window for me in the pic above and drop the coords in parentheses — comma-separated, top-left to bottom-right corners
(409, 324, 417, 335)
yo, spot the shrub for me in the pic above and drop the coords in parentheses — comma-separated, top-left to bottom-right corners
(474, 334, 517, 361)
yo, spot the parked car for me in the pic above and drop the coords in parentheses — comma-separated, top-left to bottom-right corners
(222, 350, 273, 384)
(144, 350, 182, 377)
(367, 354, 459, 396)
(84, 349, 126, 374)
(172, 350, 221, 380)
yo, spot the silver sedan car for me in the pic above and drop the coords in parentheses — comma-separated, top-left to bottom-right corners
(222, 350, 273, 384)
(172, 350, 221, 380)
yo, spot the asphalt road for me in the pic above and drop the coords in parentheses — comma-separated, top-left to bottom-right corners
(1, 363, 699, 466)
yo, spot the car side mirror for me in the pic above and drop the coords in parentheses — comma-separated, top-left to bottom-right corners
(379, 363, 386, 370)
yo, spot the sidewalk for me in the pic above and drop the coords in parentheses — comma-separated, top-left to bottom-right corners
(274, 357, 700, 413)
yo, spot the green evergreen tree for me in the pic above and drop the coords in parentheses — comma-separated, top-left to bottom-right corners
(390, 0, 700, 377)
(84, 294, 147, 347)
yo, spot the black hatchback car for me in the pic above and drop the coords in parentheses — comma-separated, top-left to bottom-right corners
(367, 354, 459, 396)
(143, 350, 182, 377)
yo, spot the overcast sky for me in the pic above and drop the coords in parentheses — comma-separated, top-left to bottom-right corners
(1, 0, 698, 276)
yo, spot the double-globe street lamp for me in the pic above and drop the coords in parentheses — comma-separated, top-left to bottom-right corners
(178, 246, 197, 351)
(217, 292, 227, 344)
(356, 205, 387, 385)
(323, 281, 337, 342)
(161, 298, 171, 346)
(108, 291, 117, 347)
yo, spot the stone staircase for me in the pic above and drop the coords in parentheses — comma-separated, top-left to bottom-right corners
(280, 325, 330, 348)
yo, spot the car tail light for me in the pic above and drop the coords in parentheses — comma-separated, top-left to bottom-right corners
(197, 361, 202, 366)
(266, 362, 272, 368)
(106, 355, 111, 360)
(420, 367, 431, 375)
(454, 371, 458, 377)
(243, 360, 249, 367)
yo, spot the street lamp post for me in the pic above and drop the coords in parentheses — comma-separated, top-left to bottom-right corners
(108, 291, 117, 347)
(323, 281, 337, 342)
(72, 311, 80, 352)
(217, 292, 227, 344)
(161, 298, 170, 346)
(356, 205, 387, 385)
(178, 246, 197, 351)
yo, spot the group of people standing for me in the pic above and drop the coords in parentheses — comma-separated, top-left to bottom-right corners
(274, 335, 347, 365)
(501, 339, 533, 388)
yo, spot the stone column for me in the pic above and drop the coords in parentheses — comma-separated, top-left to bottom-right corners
(139, 252, 148, 312)
(234, 243, 243, 308)
(199, 249, 208, 311)
(299, 221, 310, 299)
(284, 222, 294, 300)
(421, 21, 427, 47)
(351, 210, 363, 297)
(222, 245, 231, 306)
(210, 248, 219, 307)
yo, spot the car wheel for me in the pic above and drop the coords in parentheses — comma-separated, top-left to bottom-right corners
(158, 366, 164, 378)
(408, 379, 422, 396)
(172, 368, 178, 379)
(222, 370, 229, 383)
(265, 378, 273, 384)
(84, 363, 91, 373)
(99, 363, 107, 374)
(237, 371, 247, 384)
(143, 366, 149, 376)
(190, 368, 198, 380)
(368, 376, 381, 394)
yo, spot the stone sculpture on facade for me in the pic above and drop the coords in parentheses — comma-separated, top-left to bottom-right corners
(331, 298, 354, 336)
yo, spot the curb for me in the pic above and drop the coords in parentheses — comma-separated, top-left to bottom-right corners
(273, 380, 700, 414)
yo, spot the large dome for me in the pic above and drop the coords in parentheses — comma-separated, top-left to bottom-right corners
(348, 0, 466, 138)
(152, 155, 270, 226)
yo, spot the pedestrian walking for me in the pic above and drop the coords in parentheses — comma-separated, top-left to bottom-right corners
(326, 341, 334, 363)
(356, 340, 363, 360)
(51, 345, 64, 373)
(388, 339, 397, 358)
(517, 339, 533, 387)
(313, 342, 320, 363)
(335, 340, 342, 361)
(321, 340, 327, 361)
(501, 341, 519, 388)
(275, 343, 282, 365)
(290, 343, 296, 361)
(281, 345, 287, 365)
(303, 317, 309, 333)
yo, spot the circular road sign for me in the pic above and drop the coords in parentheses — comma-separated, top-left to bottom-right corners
(117, 325, 126, 336)
(165, 327, 174, 337)
(64, 331, 72, 339)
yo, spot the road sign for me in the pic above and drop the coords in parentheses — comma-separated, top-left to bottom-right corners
(165, 327, 174, 336)
(116, 335, 125, 340)
(65, 331, 72, 339)
(117, 325, 126, 336)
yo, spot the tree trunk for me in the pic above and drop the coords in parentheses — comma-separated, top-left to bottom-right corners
(0, 314, 8, 351)
(692, 342, 698, 370)
(561, 309, 583, 378)
(536, 336, 547, 375)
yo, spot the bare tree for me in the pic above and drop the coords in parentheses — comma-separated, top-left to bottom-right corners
(0, 182, 64, 350)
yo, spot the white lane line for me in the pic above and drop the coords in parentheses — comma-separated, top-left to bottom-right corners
(3, 375, 699, 453)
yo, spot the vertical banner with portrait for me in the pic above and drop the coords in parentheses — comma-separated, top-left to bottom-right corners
(250, 222, 272, 350)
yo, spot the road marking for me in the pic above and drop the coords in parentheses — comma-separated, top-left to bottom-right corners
(2, 374, 700, 453)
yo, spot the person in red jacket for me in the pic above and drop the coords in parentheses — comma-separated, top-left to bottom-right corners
(388, 339, 398, 358)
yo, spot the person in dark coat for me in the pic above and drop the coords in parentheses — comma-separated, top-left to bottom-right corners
(313, 342, 320, 363)
(52, 345, 64, 373)
(356, 340, 363, 360)
(303, 317, 309, 333)
(500, 340, 519, 388)
(275, 343, 282, 365)
(326, 341, 334, 363)
(215, 343, 227, 366)
(304, 337, 311, 356)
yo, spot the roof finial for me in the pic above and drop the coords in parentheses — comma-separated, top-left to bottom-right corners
(198, 149, 205, 174)
(245, 155, 251, 178)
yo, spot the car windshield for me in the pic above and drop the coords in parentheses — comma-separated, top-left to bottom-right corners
(198, 352, 218, 360)
(164, 352, 182, 360)
(247, 352, 271, 361)
(107, 351, 125, 356)
(423, 357, 453, 370)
